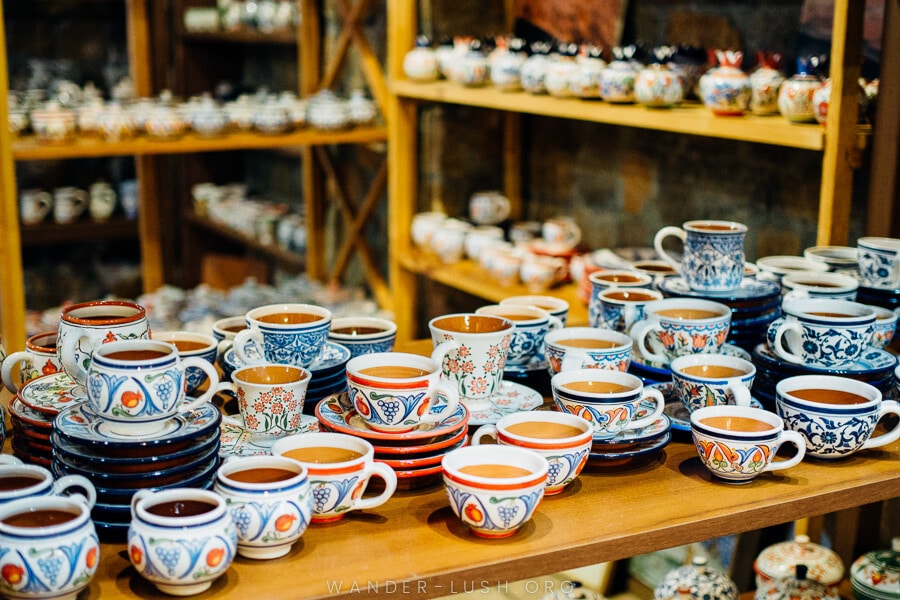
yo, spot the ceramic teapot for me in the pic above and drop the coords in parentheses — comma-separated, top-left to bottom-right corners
(754, 535, 844, 600)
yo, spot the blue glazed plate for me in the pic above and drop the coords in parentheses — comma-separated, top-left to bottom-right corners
(584, 396, 672, 445)
(659, 276, 781, 303)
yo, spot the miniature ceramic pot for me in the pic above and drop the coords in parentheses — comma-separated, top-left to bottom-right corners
(635, 64, 684, 108)
(490, 40, 526, 91)
(403, 36, 439, 82)
(18, 189, 52, 225)
(600, 58, 637, 103)
(850, 538, 900, 600)
(655, 556, 738, 600)
(778, 56, 824, 123)
(702, 50, 750, 116)
(521, 42, 553, 94)
(754, 534, 844, 600)
(570, 46, 606, 98)
(88, 181, 117, 221)
(750, 52, 786, 115)
(545, 44, 579, 98)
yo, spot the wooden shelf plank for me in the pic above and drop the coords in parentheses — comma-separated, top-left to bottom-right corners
(391, 79, 827, 151)
(11, 126, 387, 160)
(180, 29, 298, 45)
(396, 247, 589, 326)
(19, 217, 139, 245)
(185, 213, 305, 272)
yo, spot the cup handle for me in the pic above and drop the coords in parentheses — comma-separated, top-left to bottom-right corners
(74, 189, 88, 212)
(1, 351, 33, 393)
(430, 340, 458, 367)
(59, 333, 91, 384)
(762, 430, 806, 472)
(782, 290, 809, 303)
(419, 379, 460, 424)
(233, 328, 265, 365)
(470, 424, 498, 445)
(178, 357, 221, 412)
(631, 388, 666, 429)
(37, 192, 52, 217)
(729, 384, 752, 407)
(772, 320, 806, 365)
(861, 400, 900, 450)
(653, 226, 685, 271)
(630, 320, 668, 364)
(131, 489, 153, 519)
(547, 316, 563, 331)
(52, 475, 97, 509)
(622, 305, 640, 334)
(351, 462, 398, 512)
(216, 339, 234, 360)
(0, 456, 23, 466)
(560, 353, 584, 372)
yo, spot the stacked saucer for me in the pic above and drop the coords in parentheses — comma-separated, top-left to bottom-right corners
(586, 398, 672, 466)
(10, 372, 85, 466)
(751, 343, 898, 409)
(658, 277, 782, 352)
(51, 401, 222, 541)
(629, 343, 752, 385)
(315, 393, 469, 490)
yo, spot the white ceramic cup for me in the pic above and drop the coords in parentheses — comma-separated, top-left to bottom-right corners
(781, 271, 859, 302)
(857, 236, 900, 289)
(1, 331, 61, 393)
(474, 304, 561, 367)
(234, 303, 332, 369)
(499, 295, 570, 325)
(544, 327, 633, 375)
(215, 364, 311, 438)
(670, 354, 756, 414)
(52, 186, 88, 224)
(630, 298, 732, 364)
(768, 299, 875, 368)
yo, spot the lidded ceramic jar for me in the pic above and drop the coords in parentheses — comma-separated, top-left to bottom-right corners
(778, 56, 825, 123)
(521, 41, 553, 94)
(702, 50, 750, 116)
(144, 104, 187, 140)
(457, 39, 489, 87)
(750, 51, 786, 115)
(545, 42, 579, 98)
(770, 565, 841, 600)
(654, 556, 738, 600)
(490, 37, 527, 91)
(307, 90, 350, 130)
(403, 35, 439, 82)
(191, 94, 230, 137)
(30, 101, 77, 144)
(635, 48, 684, 108)
(754, 535, 845, 600)
(253, 94, 293, 134)
(570, 44, 606, 98)
(850, 538, 900, 600)
(600, 46, 638, 103)
(348, 89, 378, 125)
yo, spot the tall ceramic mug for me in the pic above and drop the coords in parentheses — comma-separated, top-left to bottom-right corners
(86, 339, 220, 436)
(474, 304, 561, 367)
(768, 299, 875, 368)
(857, 236, 900, 289)
(630, 299, 732, 364)
(428, 313, 513, 410)
(57, 300, 149, 388)
(654, 220, 748, 293)
(345, 352, 459, 433)
(1, 331, 61, 393)
(234, 303, 332, 368)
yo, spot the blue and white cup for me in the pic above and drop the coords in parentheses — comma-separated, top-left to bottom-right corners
(234, 303, 332, 369)
(474, 304, 561, 367)
(0, 456, 96, 507)
(671, 354, 755, 414)
(857, 236, 900, 289)
(767, 299, 876, 368)
(328, 317, 397, 358)
(551, 369, 665, 438)
(654, 220, 748, 293)
(86, 339, 220, 436)
(870, 306, 898, 349)
(150, 330, 218, 396)
(214, 455, 313, 560)
(545, 327, 633, 375)
(630, 298, 732, 364)
(775, 375, 900, 459)
(211, 315, 247, 358)
(593, 287, 663, 331)
(780, 272, 859, 302)
(499, 295, 570, 326)
(588, 270, 654, 311)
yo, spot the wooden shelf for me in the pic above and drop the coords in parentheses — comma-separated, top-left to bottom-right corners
(85, 435, 900, 599)
(185, 213, 305, 272)
(11, 126, 388, 161)
(181, 28, 298, 46)
(19, 217, 139, 246)
(391, 79, 827, 151)
(396, 247, 589, 325)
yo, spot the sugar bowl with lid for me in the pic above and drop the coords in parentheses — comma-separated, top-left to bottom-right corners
(754, 534, 845, 600)
(654, 556, 738, 600)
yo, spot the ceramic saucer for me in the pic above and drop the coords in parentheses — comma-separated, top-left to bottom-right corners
(630, 343, 751, 379)
(224, 341, 351, 374)
(18, 372, 84, 416)
(8, 396, 54, 429)
(54, 401, 221, 448)
(315, 395, 469, 441)
(659, 277, 781, 304)
(504, 354, 550, 375)
(377, 437, 467, 469)
(588, 397, 671, 445)
(648, 382, 765, 432)
(368, 425, 469, 456)
(53, 429, 220, 473)
(463, 380, 545, 425)
(218, 414, 319, 458)
(55, 442, 220, 484)
(588, 431, 671, 462)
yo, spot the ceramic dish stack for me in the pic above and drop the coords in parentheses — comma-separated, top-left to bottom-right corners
(315, 393, 470, 490)
(585, 399, 672, 466)
(10, 372, 85, 466)
(51, 401, 222, 542)
(658, 277, 782, 353)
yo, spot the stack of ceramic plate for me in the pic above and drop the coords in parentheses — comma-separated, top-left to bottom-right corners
(629, 343, 753, 386)
(857, 285, 900, 310)
(11, 372, 85, 466)
(585, 398, 672, 466)
(751, 343, 899, 409)
(645, 381, 766, 434)
(315, 393, 469, 490)
(51, 401, 222, 542)
(658, 277, 782, 352)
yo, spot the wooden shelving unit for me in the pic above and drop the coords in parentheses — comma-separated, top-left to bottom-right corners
(180, 28, 299, 46)
(185, 213, 305, 272)
(19, 218, 140, 246)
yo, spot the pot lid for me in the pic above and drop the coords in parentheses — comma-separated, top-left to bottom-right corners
(754, 535, 845, 585)
(655, 556, 738, 600)
(850, 538, 900, 598)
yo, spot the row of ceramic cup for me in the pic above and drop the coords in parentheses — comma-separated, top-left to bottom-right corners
(19, 182, 126, 226)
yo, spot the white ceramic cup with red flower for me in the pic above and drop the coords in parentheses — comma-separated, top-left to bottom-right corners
(345, 352, 459, 433)
(1, 331, 62, 393)
(428, 313, 514, 412)
(215, 364, 310, 438)
(630, 298, 732, 364)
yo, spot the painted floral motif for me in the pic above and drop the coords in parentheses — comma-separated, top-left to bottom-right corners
(694, 438, 772, 476)
(439, 336, 511, 401)
(777, 402, 880, 458)
(445, 486, 543, 537)
(237, 386, 301, 435)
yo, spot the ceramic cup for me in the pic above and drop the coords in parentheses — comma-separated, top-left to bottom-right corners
(654, 220, 748, 293)
(870, 306, 898, 349)
(52, 187, 88, 224)
(430, 225, 468, 264)
(151, 330, 218, 396)
(0, 456, 96, 507)
(474, 304, 561, 367)
(690, 405, 806, 483)
(128, 488, 237, 596)
(775, 375, 900, 459)
(471, 411, 592, 495)
(756, 255, 831, 282)
(544, 327, 633, 375)
(18, 189, 52, 225)
(215, 364, 310, 438)
(781, 272, 859, 302)
(410, 211, 447, 249)
(630, 298, 732, 364)
(271, 432, 397, 523)
(345, 352, 459, 433)
(468, 190, 511, 226)
(88, 181, 117, 221)
(519, 254, 567, 293)
(630, 259, 679, 286)
(670, 354, 756, 414)
(0, 494, 99, 600)
(803, 245, 859, 276)
(328, 317, 397, 358)
(767, 299, 876, 368)
(857, 237, 900, 289)
(86, 339, 220, 436)
(57, 300, 150, 388)
(592, 287, 664, 332)
(428, 313, 513, 409)
(499, 295, 570, 326)
(464, 226, 505, 261)
(441, 444, 548, 538)
(234, 303, 332, 369)
(214, 455, 313, 559)
(1, 331, 61, 393)
(541, 217, 581, 252)
(211, 315, 247, 359)
(551, 369, 665, 439)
